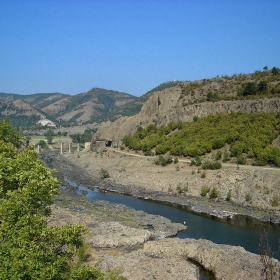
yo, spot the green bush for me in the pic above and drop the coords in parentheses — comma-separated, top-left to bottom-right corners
(215, 150, 222, 160)
(99, 168, 110, 179)
(223, 149, 230, 162)
(154, 155, 173, 166)
(245, 193, 252, 202)
(37, 139, 48, 149)
(176, 183, 188, 194)
(201, 186, 210, 197)
(237, 155, 246, 165)
(190, 155, 202, 166)
(210, 187, 219, 199)
(176, 185, 184, 194)
(202, 161, 222, 170)
(226, 189, 232, 201)
(201, 171, 206, 178)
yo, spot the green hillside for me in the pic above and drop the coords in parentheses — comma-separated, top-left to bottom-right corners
(122, 111, 280, 167)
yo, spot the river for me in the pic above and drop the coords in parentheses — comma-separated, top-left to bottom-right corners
(69, 182, 280, 259)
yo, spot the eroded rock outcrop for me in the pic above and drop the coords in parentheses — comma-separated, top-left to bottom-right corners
(144, 238, 279, 280)
(98, 237, 280, 280)
(91, 85, 280, 149)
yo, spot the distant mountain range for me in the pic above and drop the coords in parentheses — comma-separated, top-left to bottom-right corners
(0, 82, 180, 129)
(1, 67, 280, 130)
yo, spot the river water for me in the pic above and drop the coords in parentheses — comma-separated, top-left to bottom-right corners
(69, 182, 280, 259)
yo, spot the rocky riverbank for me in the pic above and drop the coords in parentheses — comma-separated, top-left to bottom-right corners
(43, 148, 280, 225)
(41, 150, 280, 279)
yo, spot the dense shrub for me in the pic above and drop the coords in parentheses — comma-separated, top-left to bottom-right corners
(37, 139, 48, 149)
(190, 155, 202, 166)
(202, 161, 222, 170)
(226, 189, 232, 201)
(245, 193, 252, 202)
(201, 186, 210, 197)
(210, 187, 219, 199)
(154, 155, 173, 166)
(99, 168, 110, 179)
(237, 155, 246, 165)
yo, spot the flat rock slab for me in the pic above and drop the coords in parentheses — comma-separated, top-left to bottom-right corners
(89, 221, 153, 247)
(98, 249, 199, 280)
(143, 238, 280, 280)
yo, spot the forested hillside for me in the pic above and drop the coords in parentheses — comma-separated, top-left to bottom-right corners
(122, 112, 280, 167)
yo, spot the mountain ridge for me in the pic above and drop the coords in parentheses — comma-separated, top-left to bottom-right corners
(91, 67, 280, 148)
(0, 87, 137, 128)
(1, 68, 280, 130)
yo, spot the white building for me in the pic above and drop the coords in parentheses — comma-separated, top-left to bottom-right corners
(37, 118, 56, 127)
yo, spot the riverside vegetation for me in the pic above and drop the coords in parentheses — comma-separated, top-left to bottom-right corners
(0, 119, 103, 279)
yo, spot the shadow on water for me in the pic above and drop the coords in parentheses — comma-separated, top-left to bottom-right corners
(63, 179, 280, 261)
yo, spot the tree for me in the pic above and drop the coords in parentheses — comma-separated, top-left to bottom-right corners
(242, 82, 258, 96)
(0, 117, 24, 148)
(45, 128, 54, 144)
(0, 120, 103, 279)
(272, 67, 279, 76)
(258, 81, 267, 92)
(37, 139, 48, 149)
(210, 187, 219, 199)
(70, 133, 82, 143)
(263, 66, 268, 71)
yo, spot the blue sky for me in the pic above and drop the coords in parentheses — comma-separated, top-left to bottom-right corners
(1, 1, 280, 97)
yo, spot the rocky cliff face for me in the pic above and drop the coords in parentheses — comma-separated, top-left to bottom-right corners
(91, 85, 280, 149)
